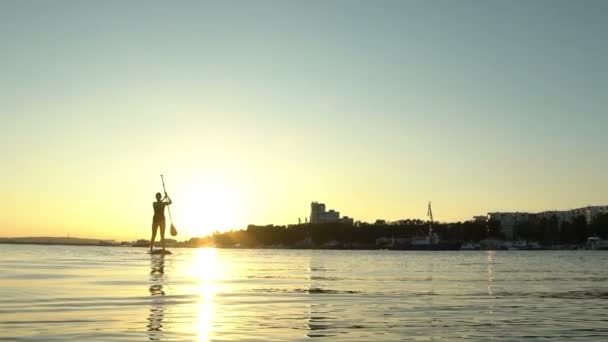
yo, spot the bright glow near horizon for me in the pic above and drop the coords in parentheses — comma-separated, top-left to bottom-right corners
(1, 1, 607, 240)
(176, 175, 245, 237)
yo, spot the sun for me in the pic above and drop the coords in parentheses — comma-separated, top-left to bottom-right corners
(171, 177, 245, 238)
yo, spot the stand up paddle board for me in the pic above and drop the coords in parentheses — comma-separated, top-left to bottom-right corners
(150, 249, 172, 255)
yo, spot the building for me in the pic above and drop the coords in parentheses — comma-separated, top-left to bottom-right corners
(537, 209, 582, 223)
(584, 206, 608, 224)
(324, 209, 340, 222)
(340, 216, 354, 225)
(487, 205, 608, 239)
(487, 212, 534, 240)
(536, 206, 608, 225)
(310, 202, 327, 224)
(310, 202, 353, 224)
(472, 216, 488, 223)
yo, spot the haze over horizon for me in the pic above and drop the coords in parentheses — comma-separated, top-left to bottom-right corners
(2, 1, 607, 240)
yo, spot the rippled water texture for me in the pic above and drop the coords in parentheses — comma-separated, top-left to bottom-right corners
(1, 245, 607, 341)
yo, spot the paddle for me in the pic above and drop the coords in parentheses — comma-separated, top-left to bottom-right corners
(160, 174, 178, 237)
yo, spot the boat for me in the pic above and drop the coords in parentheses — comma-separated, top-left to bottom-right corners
(506, 240, 542, 250)
(587, 236, 608, 250)
(461, 242, 481, 250)
(388, 202, 461, 251)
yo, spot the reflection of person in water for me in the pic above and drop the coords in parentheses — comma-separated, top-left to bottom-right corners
(151, 192, 172, 252)
(147, 255, 166, 341)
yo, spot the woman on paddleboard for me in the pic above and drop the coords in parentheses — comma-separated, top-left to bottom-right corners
(151, 192, 172, 252)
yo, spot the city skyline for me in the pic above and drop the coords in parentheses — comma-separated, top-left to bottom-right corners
(3, 199, 607, 241)
(1, 1, 607, 240)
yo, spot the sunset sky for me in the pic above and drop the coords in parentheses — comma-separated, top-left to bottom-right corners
(1, 1, 607, 240)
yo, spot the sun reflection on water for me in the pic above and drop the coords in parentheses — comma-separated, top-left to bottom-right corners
(191, 248, 221, 342)
(486, 250, 497, 330)
(487, 250, 495, 297)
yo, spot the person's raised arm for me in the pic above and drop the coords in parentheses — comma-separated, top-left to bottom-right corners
(164, 192, 173, 205)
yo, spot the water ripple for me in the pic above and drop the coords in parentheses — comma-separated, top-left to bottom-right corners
(1, 246, 608, 341)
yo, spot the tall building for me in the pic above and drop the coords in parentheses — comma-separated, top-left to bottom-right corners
(310, 202, 327, 224)
(310, 202, 352, 224)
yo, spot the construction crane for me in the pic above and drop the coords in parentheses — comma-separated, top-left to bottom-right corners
(427, 201, 433, 231)
(427, 201, 436, 244)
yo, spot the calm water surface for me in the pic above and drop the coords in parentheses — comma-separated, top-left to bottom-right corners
(1, 245, 607, 341)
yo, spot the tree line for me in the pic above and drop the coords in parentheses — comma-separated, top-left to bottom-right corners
(515, 213, 608, 243)
(180, 219, 505, 248)
(173, 213, 608, 248)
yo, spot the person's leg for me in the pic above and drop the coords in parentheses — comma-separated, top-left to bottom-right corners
(160, 221, 166, 251)
(151, 221, 158, 252)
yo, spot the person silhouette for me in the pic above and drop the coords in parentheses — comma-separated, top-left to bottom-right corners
(150, 192, 172, 252)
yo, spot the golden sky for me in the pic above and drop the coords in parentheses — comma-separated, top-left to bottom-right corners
(2, 1, 607, 240)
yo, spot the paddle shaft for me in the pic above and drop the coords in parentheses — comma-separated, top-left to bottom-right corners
(160, 175, 173, 223)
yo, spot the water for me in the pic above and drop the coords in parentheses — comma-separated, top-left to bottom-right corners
(1, 245, 607, 341)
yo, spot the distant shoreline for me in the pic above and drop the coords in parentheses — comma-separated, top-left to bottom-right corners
(0, 237, 117, 247)
(0, 240, 596, 251)
(0, 241, 117, 247)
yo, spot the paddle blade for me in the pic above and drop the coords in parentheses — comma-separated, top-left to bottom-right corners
(170, 224, 178, 237)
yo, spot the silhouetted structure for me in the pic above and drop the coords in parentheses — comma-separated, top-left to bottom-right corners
(310, 202, 353, 224)
(488, 205, 608, 240)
